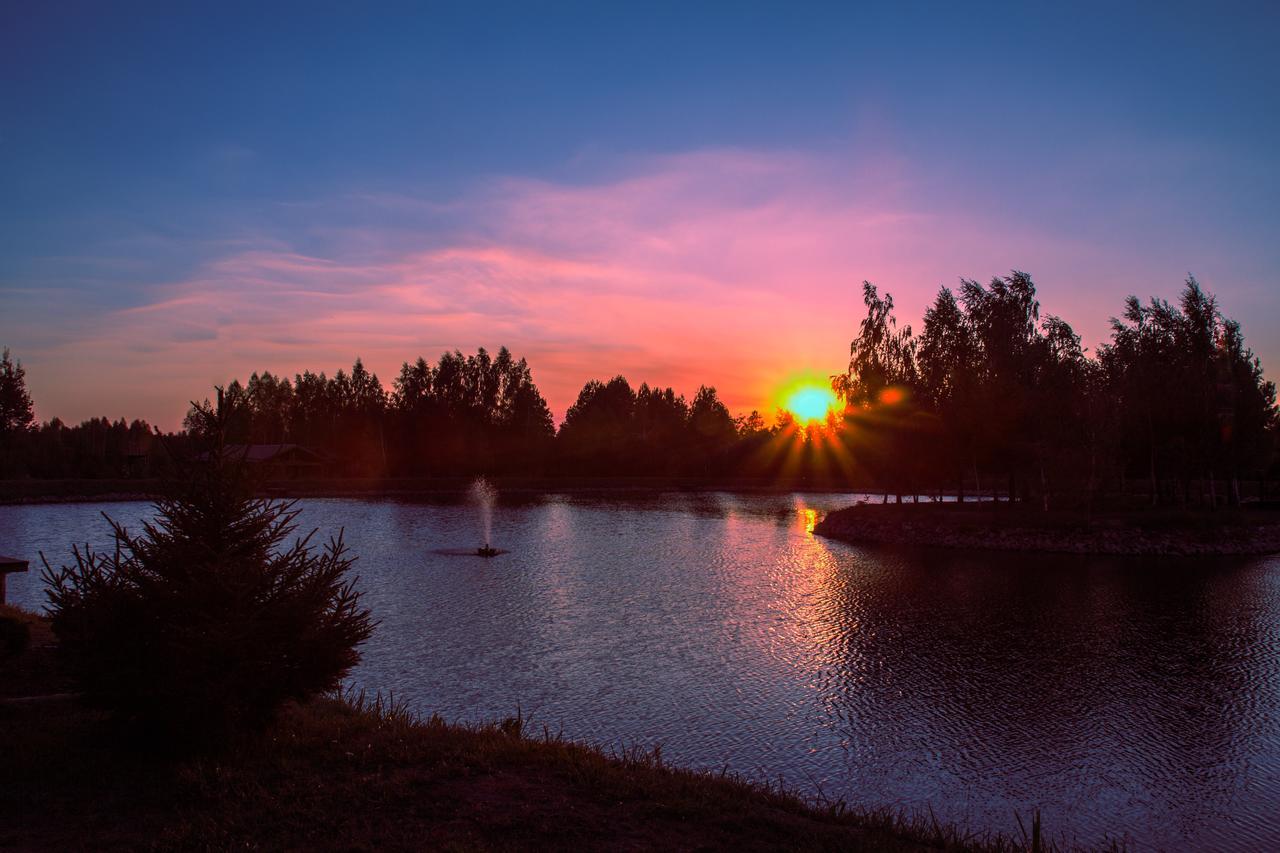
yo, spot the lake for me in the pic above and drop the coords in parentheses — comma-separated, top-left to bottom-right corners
(4, 493, 1279, 850)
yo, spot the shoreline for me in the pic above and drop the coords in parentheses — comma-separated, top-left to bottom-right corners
(0, 605, 1063, 852)
(0, 477, 936, 506)
(9, 482, 1279, 557)
(814, 503, 1280, 556)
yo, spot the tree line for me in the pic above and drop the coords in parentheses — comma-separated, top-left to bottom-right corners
(0, 343, 819, 481)
(832, 273, 1277, 508)
(1, 273, 1276, 503)
(183, 350, 775, 478)
(183, 347, 556, 476)
(0, 348, 192, 479)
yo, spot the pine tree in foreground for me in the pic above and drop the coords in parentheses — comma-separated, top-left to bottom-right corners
(43, 394, 373, 748)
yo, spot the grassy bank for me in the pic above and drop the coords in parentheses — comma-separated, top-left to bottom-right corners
(1, 608, 1092, 852)
(814, 502, 1280, 556)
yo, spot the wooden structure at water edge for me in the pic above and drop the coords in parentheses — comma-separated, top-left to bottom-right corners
(0, 555, 29, 605)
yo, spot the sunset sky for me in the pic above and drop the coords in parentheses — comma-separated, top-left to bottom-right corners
(3, 2, 1278, 430)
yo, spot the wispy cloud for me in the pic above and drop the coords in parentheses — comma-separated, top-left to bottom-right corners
(5, 147, 1264, 428)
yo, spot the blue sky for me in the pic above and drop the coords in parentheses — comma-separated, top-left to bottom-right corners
(2, 1, 1278, 427)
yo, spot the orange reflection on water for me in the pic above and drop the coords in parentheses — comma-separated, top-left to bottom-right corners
(802, 507, 818, 534)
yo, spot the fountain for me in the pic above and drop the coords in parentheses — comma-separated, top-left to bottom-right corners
(468, 477, 500, 557)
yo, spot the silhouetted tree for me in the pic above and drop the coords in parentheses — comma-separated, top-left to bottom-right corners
(1028, 314, 1087, 509)
(42, 391, 373, 748)
(290, 370, 337, 451)
(0, 348, 36, 476)
(0, 348, 34, 435)
(1096, 277, 1269, 506)
(917, 287, 978, 499)
(832, 272, 1278, 508)
(246, 371, 294, 444)
(736, 409, 767, 436)
(832, 281, 917, 405)
(387, 347, 554, 475)
(958, 272, 1041, 500)
(7, 306, 1274, 498)
(1216, 318, 1278, 503)
(688, 386, 737, 474)
(834, 282, 921, 500)
(559, 376, 637, 473)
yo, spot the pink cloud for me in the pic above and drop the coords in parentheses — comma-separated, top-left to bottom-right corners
(19, 147, 1244, 429)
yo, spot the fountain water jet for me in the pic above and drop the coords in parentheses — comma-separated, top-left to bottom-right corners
(468, 477, 499, 556)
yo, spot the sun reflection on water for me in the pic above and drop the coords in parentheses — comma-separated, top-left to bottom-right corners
(803, 507, 818, 534)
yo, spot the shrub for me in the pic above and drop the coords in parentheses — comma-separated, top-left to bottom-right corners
(42, 440, 374, 748)
(0, 615, 30, 658)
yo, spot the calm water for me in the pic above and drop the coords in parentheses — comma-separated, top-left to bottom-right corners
(4, 494, 1279, 850)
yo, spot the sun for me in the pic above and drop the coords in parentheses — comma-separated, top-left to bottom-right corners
(781, 382, 837, 423)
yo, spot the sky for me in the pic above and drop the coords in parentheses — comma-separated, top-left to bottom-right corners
(2, 1, 1278, 430)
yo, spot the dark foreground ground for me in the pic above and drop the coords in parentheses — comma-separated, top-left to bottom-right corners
(814, 502, 1280, 556)
(0, 606, 1093, 852)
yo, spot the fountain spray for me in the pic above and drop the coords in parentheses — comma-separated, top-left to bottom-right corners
(468, 477, 498, 553)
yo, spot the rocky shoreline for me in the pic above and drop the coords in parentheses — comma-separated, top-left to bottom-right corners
(813, 504, 1280, 556)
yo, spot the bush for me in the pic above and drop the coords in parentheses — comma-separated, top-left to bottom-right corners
(0, 615, 30, 658)
(42, 449, 374, 748)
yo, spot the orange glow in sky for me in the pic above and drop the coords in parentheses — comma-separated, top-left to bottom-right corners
(5, 147, 1263, 431)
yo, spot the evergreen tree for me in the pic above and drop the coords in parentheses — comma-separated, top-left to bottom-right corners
(0, 348, 35, 436)
(43, 391, 373, 747)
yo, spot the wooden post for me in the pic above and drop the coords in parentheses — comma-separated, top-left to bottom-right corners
(1, 555, 30, 606)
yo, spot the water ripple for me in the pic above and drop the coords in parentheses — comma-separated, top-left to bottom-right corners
(3, 493, 1279, 850)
